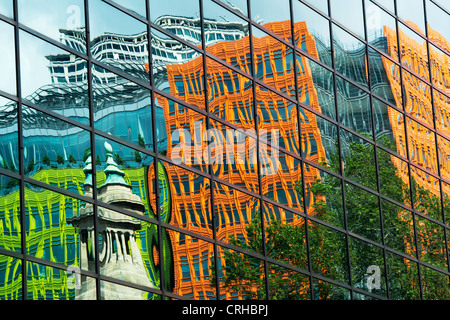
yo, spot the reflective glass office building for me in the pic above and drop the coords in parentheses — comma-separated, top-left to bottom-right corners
(1, 0, 450, 300)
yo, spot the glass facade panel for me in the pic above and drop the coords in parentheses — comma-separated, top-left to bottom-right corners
(2, 0, 450, 301)
(0, 254, 22, 300)
(17, 0, 86, 54)
(19, 30, 90, 125)
(0, 20, 16, 96)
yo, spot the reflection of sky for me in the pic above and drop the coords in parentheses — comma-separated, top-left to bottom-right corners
(0, 0, 13, 18)
(330, 0, 365, 39)
(250, 0, 290, 24)
(19, 30, 65, 99)
(150, 0, 200, 21)
(0, 21, 16, 96)
(89, 0, 146, 39)
(18, 0, 85, 44)
(111, 0, 147, 18)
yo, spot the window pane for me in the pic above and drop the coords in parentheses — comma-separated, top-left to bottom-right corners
(18, 0, 86, 53)
(89, 0, 149, 82)
(293, 0, 332, 67)
(25, 183, 89, 271)
(19, 30, 90, 125)
(0, 21, 16, 96)
(92, 63, 153, 152)
(268, 263, 310, 300)
(250, 0, 291, 42)
(22, 105, 91, 197)
(150, 0, 201, 46)
(309, 221, 349, 285)
(214, 181, 260, 254)
(216, 245, 266, 300)
(0, 254, 22, 300)
(0, 97, 19, 175)
(0, 174, 21, 253)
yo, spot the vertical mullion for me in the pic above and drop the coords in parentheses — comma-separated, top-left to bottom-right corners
(423, 0, 450, 280)
(146, 0, 168, 300)
(289, 0, 314, 300)
(246, 0, 271, 300)
(12, 0, 27, 301)
(393, 0, 424, 300)
(327, 0, 354, 300)
(361, 0, 390, 299)
(83, 0, 102, 300)
(199, 0, 222, 301)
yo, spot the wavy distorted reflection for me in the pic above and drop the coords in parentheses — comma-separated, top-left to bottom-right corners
(1, 1, 450, 300)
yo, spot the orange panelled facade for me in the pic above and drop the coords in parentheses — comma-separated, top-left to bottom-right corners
(382, 24, 450, 198)
(151, 21, 327, 298)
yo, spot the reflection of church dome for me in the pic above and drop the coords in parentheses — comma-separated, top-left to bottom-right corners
(66, 142, 153, 300)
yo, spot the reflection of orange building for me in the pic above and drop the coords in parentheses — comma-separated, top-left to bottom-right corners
(149, 21, 327, 299)
(382, 24, 450, 198)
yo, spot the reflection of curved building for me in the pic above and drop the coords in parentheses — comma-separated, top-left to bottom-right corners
(157, 20, 327, 299)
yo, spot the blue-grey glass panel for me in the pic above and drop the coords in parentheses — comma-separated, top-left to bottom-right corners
(92, 63, 153, 152)
(301, 0, 329, 16)
(89, 0, 149, 82)
(372, 97, 407, 158)
(365, 0, 398, 58)
(396, 0, 426, 35)
(22, 105, 91, 197)
(330, 0, 365, 39)
(0, 0, 13, 18)
(336, 76, 372, 139)
(19, 30, 90, 125)
(150, 0, 201, 46)
(215, 0, 248, 17)
(292, 0, 332, 67)
(111, 0, 147, 18)
(0, 97, 19, 175)
(432, 0, 450, 12)
(372, 0, 394, 13)
(368, 48, 397, 106)
(18, 0, 86, 54)
(301, 109, 340, 174)
(306, 57, 336, 120)
(0, 20, 16, 96)
(332, 24, 369, 89)
(426, 0, 450, 51)
(250, 0, 291, 42)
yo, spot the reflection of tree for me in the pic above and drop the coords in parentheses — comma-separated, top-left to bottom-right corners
(215, 135, 450, 300)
